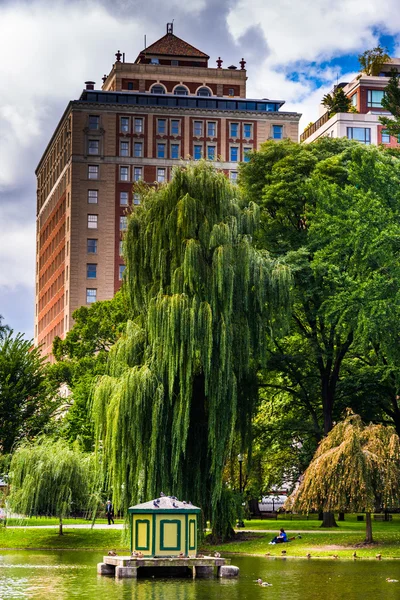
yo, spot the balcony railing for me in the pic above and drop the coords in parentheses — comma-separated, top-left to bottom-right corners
(300, 111, 330, 142)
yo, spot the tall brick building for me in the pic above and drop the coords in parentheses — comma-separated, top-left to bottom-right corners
(35, 25, 301, 357)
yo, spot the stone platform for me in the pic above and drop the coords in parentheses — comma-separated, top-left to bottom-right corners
(98, 556, 239, 579)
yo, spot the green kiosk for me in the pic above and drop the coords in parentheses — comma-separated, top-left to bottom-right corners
(128, 495, 201, 557)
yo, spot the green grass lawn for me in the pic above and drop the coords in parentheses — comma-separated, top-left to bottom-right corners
(243, 514, 400, 532)
(0, 526, 126, 550)
(4, 517, 124, 527)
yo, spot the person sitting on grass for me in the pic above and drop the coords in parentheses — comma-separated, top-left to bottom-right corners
(269, 528, 288, 544)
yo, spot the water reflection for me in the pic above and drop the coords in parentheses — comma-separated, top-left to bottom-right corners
(0, 551, 399, 600)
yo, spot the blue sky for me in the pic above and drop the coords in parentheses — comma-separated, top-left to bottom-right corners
(0, 0, 399, 340)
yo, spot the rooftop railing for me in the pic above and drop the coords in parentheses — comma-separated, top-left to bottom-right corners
(300, 111, 330, 142)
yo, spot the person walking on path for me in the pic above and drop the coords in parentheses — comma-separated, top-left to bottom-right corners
(105, 500, 114, 525)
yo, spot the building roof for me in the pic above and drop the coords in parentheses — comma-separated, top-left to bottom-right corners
(137, 33, 209, 60)
(128, 495, 201, 513)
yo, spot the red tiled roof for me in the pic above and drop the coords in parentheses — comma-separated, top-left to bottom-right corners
(138, 33, 209, 59)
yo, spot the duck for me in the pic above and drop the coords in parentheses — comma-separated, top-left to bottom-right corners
(214, 552, 221, 558)
(281, 550, 287, 555)
(137, 551, 143, 559)
(265, 552, 271, 557)
(386, 578, 399, 583)
(197, 554, 204, 558)
(376, 554, 382, 560)
(306, 553, 311, 559)
(107, 550, 117, 556)
(331, 555, 339, 560)
(352, 551, 357, 559)
(257, 579, 272, 587)
(178, 552, 185, 558)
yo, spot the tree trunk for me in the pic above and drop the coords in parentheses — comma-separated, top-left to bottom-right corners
(318, 511, 323, 521)
(59, 516, 63, 536)
(321, 512, 338, 528)
(365, 512, 373, 543)
(338, 512, 345, 521)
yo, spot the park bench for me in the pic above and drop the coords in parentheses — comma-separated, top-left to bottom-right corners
(373, 514, 392, 521)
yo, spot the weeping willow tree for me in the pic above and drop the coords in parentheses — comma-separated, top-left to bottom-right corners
(92, 163, 291, 539)
(8, 438, 100, 534)
(290, 411, 400, 543)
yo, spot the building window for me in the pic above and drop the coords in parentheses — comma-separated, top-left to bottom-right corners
(207, 122, 216, 137)
(207, 145, 216, 160)
(120, 141, 129, 157)
(88, 165, 99, 180)
(150, 58, 159, 65)
(87, 239, 98, 253)
(228, 88, 235, 96)
(381, 130, 390, 143)
(194, 145, 202, 160)
(127, 82, 134, 90)
(86, 288, 97, 303)
(134, 142, 143, 157)
(88, 214, 98, 229)
(88, 140, 99, 155)
(174, 85, 189, 95)
(230, 146, 238, 162)
(89, 115, 100, 130)
(88, 190, 98, 204)
(87, 263, 97, 279)
(134, 118, 143, 133)
(230, 123, 239, 138)
(243, 123, 252, 139)
(120, 166, 129, 181)
(351, 93, 357, 107)
(133, 167, 142, 181)
(157, 168, 166, 183)
(119, 265, 126, 280)
(347, 127, 371, 144)
(243, 147, 252, 162)
(157, 143, 166, 158)
(120, 117, 130, 133)
(120, 216, 128, 231)
(89, 115, 99, 130)
(158, 119, 166, 134)
(133, 193, 141, 205)
(194, 121, 203, 136)
(272, 125, 283, 139)
(151, 84, 165, 94)
(119, 240, 123, 255)
(171, 119, 180, 135)
(197, 87, 211, 97)
(171, 144, 180, 159)
(367, 90, 384, 108)
(120, 191, 129, 206)
(230, 171, 238, 184)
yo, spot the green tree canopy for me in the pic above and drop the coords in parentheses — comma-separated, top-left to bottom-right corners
(380, 69, 400, 137)
(0, 332, 57, 454)
(8, 438, 100, 534)
(290, 412, 400, 542)
(92, 163, 291, 539)
(358, 46, 391, 76)
(240, 139, 400, 494)
(322, 87, 352, 117)
(49, 292, 128, 450)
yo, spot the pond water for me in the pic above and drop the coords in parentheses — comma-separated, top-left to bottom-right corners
(0, 551, 399, 600)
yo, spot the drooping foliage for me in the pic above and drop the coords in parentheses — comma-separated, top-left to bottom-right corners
(92, 163, 291, 538)
(290, 412, 400, 542)
(8, 437, 100, 534)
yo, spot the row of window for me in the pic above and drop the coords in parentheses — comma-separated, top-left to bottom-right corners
(121, 116, 256, 138)
(149, 84, 214, 97)
(85, 264, 125, 281)
(350, 90, 386, 109)
(86, 189, 141, 206)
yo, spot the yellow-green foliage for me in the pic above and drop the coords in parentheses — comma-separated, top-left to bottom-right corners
(8, 438, 99, 519)
(291, 412, 400, 513)
(92, 163, 291, 536)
